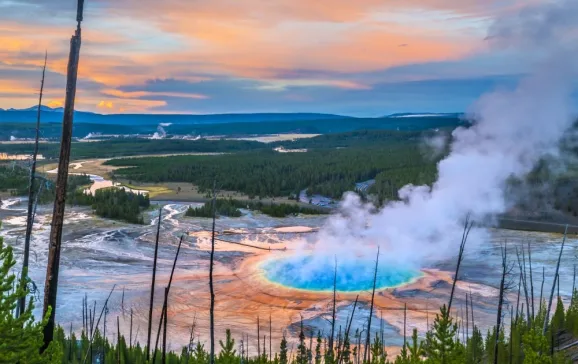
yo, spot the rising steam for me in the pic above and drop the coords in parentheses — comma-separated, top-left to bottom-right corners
(302, 1, 578, 269)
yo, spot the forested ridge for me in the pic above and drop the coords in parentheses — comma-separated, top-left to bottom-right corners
(0, 114, 463, 140)
(186, 198, 328, 218)
(69, 187, 150, 224)
(0, 129, 444, 160)
(0, 138, 266, 160)
(0, 164, 29, 192)
(107, 143, 440, 201)
(90, 188, 150, 224)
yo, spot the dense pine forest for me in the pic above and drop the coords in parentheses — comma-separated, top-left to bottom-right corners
(186, 199, 243, 218)
(0, 129, 441, 160)
(74, 188, 150, 224)
(0, 164, 29, 193)
(107, 144, 438, 202)
(186, 198, 328, 218)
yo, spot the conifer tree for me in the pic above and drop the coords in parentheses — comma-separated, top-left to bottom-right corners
(0, 232, 61, 362)
(369, 332, 385, 364)
(464, 326, 483, 364)
(406, 328, 422, 363)
(280, 334, 288, 364)
(297, 322, 308, 364)
(423, 305, 463, 363)
(315, 332, 322, 364)
(565, 290, 578, 336)
(219, 329, 237, 364)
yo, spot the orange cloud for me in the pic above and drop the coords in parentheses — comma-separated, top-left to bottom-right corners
(0, 0, 525, 113)
(47, 100, 63, 108)
(102, 89, 209, 100)
(97, 100, 114, 109)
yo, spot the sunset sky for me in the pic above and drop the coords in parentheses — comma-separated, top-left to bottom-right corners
(0, 0, 552, 115)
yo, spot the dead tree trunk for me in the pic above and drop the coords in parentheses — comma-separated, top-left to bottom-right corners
(364, 247, 380, 364)
(543, 224, 568, 335)
(337, 295, 359, 364)
(257, 316, 261, 364)
(465, 294, 469, 341)
(210, 180, 217, 364)
(162, 287, 168, 364)
(146, 206, 163, 361)
(494, 246, 507, 364)
(269, 314, 272, 362)
(539, 267, 545, 312)
(117, 316, 121, 364)
(528, 243, 535, 320)
(329, 258, 337, 355)
(153, 235, 185, 362)
(19, 52, 47, 317)
(520, 248, 531, 324)
(82, 286, 116, 364)
(571, 264, 576, 302)
(448, 216, 473, 314)
(130, 308, 133, 349)
(41, 1, 84, 352)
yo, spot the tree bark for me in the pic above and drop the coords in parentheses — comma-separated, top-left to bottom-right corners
(543, 224, 568, 335)
(364, 247, 379, 364)
(494, 246, 507, 364)
(448, 216, 473, 314)
(209, 180, 217, 364)
(19, 52, 47, 317)
(41, 1, 84, 352)
(146, 206, 163, 361)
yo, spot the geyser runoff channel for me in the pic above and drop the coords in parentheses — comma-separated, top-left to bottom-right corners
(262, 256, 419, 292)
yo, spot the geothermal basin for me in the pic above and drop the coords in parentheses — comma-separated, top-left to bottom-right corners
(262, 256, 421, 292)
(1, 199, 577, 356)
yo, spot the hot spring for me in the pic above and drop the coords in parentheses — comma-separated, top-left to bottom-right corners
(262, 255, 420, 292)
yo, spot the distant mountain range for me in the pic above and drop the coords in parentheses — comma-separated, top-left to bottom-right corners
(0, 106, 466, 141)
(2, 105, 66, 113)
(0, 106, 350, 125)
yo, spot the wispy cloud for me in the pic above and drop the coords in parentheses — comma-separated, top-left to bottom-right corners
(0, 0, 553, 114)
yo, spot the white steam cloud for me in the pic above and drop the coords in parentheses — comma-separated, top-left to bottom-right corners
(150, 124, 167, 139)
(302, 1, 578, 269)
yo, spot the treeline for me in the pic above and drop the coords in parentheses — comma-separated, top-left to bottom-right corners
(0, 138, 266, 160)
(186, 198, 328, 218)
(0, 129, 451, 160)
(80, 188, 150, 224)
(186, 199, 242, 218)
(0, 164, 29, 192)
(0, 165, 92, 203)
(107, 144, 439, 201)
(0, 115, 463, 140)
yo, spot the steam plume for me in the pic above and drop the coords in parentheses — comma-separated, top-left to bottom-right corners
(304, 1, 578, 269)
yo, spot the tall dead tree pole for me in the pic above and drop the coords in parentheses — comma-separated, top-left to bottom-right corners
(153, 235, 185, 363)
(543, 224, 568, 335)
(494, 245, 507, 364)
(329, 257, 337, 356)
(146, 206, 163, 361)
(448, 215, 473, 314)
(209, 180, 217, 364)
(364, 247, 380, 364)
(19, 51, 48, 317)
(41, 0, 84, 352)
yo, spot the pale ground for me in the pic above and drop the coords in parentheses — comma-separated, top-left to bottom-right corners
(210, 133, 320, 143)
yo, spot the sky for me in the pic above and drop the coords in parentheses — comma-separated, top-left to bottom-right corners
(0, 0, 556, 116)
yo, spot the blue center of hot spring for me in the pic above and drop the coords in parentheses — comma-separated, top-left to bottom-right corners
(262, 256, 419, 292)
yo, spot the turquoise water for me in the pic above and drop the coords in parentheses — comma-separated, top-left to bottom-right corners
(262, 256, 420, 292)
